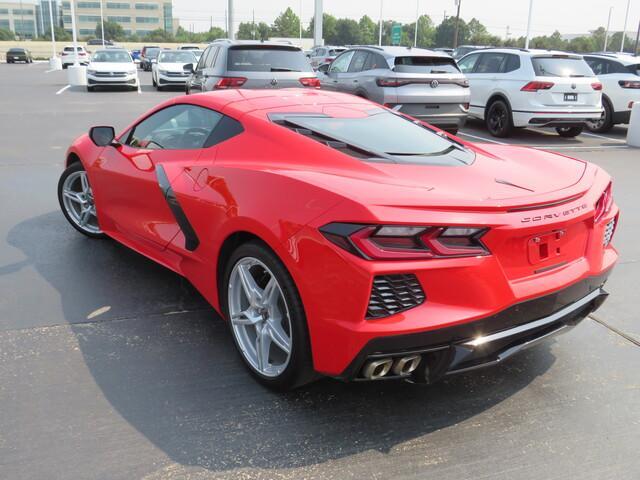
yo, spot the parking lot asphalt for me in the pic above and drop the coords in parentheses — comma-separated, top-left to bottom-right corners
(1, 62, 638, 480)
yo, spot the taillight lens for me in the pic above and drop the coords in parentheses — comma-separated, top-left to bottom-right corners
(214, 76, 247, 89)
(591, 82, 603, 90)
(320, 223, 489, 260)
(521, 81, 554, 91)
(594, 182, 613, 223)
(299, 77, 321, 87)
(619, 80, 640, 89)
(376, 77, 410, 87)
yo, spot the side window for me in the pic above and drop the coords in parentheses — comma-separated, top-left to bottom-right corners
(503, 54, 521, 73)
(475, 53, 506, 74)
(126, 104, 223, 150)
(348, 50, 369, 73)
(196, 47, 210, 71)
(206, 46, 219, 68)
(363, 52, 387, 71)
(329, 50, 355, 73)
(457, 53, 480, 73)
(585, 57, 604, 75)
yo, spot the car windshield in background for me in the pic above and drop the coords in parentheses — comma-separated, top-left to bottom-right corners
(284, 110, 454, 156)
(8, 48, 25, 53)
(227, 46, 310, 72)
(394, 56, 461, 74)
(159, 51, 196, 63)
(146, 48, 160, 58)
(64, 47, 83, 52)
(92, 51, 131, 63)
(628, 64, 640, 76)
(329, 48, 346, 56)
(531, 56, 594, 77)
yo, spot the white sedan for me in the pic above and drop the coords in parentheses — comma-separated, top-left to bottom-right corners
(151, 50, 197, 91)
(86, 49, 139, 92)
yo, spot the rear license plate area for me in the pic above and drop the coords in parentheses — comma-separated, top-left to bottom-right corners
(564, 93, 578, 101)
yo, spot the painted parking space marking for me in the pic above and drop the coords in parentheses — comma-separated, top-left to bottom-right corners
(55, 85, 70, 95)
(582, 132, 627, 143)
(457, 132, 507, 145)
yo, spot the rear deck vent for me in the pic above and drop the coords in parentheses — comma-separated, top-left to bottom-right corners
(367, 274, 426, 319)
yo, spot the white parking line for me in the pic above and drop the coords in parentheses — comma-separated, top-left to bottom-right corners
(457, 132, 507, 145)
(534, 145, 628, 150)
(55, 85, 70, 95)
(45, 68, 58, 74)
(581, 132, 627, 143)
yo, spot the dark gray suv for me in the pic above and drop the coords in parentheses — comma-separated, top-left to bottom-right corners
(185, 40, 318, 93)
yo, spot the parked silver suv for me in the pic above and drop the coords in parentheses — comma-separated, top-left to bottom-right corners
(318, 46, 470, 133)
(185, 40, 318, 93)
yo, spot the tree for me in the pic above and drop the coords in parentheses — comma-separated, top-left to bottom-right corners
(202, 27, 226, 42)
(237, 21, 256, 40)
(143, 28, 174, 42)
(272, 7, 300, 37)
(435, 17, 468, 47)
(334, 18, 360, 45)
(404, 15, 435, 48)
(0, 28, 14, 41)
(256, 22, 271, 41)
(358, 15, 377, 45)
(95, 19, 125, 41)
(307, 14, 337, 43)
(467, 18, 499, 45)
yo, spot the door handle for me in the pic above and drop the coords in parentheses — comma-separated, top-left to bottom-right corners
(353, 79, 358, 83)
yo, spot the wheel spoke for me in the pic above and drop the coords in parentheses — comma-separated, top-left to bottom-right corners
(63, 189, 84, 204)
(79, 208, 92, 226)
(80, 173, 89, 194)
(255, 326, 271, 371)
(237, 263, 263, 305)
(231, 310, 260, 325)
(262, 277, 278, 307)
(267, 319, 291, 355)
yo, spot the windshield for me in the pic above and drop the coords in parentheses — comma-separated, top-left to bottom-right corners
(159, 51, 196, 63)
(628, 64, 640, 76)
(9, 48, 25, 53)
(146, 48, 160, 58)
(227, 46, 311, 72)
(92, 50, 131, 63)
(284, 110, 454, 156)
(64, 47, 83, 52)
(394, 56, 460, 74)
(531, 56, 594, 77)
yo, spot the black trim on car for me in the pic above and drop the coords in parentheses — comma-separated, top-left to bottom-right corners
(337, 269, 613, 381)
(155, 164, 200, 251)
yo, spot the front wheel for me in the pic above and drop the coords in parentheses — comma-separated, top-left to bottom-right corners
(556, 126, 583, 137)
(221, 241, 315, 390)
(485, 100, 513, 137)
(57, 162, 105, 238)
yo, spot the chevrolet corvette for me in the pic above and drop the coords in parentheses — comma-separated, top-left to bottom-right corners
(58, 89, 618, 390)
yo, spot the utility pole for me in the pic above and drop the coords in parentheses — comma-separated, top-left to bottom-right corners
(525, 0, 534, 49)
(453, 0, 461, 49)
(414, 0, 419, 47)
(604, 6, 613, 51)
(378, 0, 383, 46)
(620, 0, 630, 52)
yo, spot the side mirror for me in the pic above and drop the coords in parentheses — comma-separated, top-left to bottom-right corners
(183, 63, 194, 73)
(89, 126, 116, 147)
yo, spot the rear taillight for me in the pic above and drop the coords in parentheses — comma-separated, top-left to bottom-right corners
(462, 102, 470, 110)
(521, 81, 554, 91)
(591, 82, 603, 90)
(376, 77, 409, 87)
(324, 57, 332, 63)
(299, 77, 320, 87)
(619, 80, 640, 89)
(594, 182, 613, 223)
(320, 223, 489, 260)
(214, 76, 247, 89)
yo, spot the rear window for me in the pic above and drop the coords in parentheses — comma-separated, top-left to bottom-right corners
(531, 56, 594, 77)
(329, 48, 346, 56)
(145, 48, 160, 58)
(273, 111, 473, 166)
(227, 46, 311, 72)
(628, 64, 640, 76)
(64, 47, 83, 52)
(8, 48, 25, 53)
(394, 56, 460, 74)
(159, 51, 196, 63)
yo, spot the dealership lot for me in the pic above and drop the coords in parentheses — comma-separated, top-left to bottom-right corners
(1, 63, 639, 479)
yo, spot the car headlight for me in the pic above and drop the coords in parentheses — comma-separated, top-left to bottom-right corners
(158, 70, 169, 75)
(87, 69, 97, 75)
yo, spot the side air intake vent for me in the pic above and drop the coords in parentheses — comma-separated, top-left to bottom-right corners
(366, 274, 425, 319)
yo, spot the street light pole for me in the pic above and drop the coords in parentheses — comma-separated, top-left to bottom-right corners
(453, 0, 461, 48)
(604, 6, 613, 51)
(378, 0, 383, 46)
(620, 0, 631, 52)
(635, 20, 640, 55)
(525, 0, 534, 49)
(48, 0, 56, 58)
(299, 0, 303, 44)
(228, 0, 234, 40)
(414, 0, 419, 47)
(99, 0, 105, 47)
(313, 0, 322, 46)
(69, 0, 79, 66)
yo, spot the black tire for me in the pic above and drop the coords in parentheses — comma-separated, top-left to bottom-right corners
(586, 98, 614, 133)
(156, 85, 163, 91)
(556, 126, 583, 137)
(87, 86, 95, 92)
(57, 162, 106, 239)
(485, 99, 513, 137)
(62, 63, 68, 69)
(221, 240, 316, 390)
(152, 75, 156, 87)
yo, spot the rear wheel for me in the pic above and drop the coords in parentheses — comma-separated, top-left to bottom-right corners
(556, 126, 583, 137)
(221, 241, 315, 390)
(485, 99, 513, 137)
(586, 99, 613, 133)
(87, 86, 95, 92)
(57, 162, 105, 238)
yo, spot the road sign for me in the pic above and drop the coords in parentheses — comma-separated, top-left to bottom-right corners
(391, 24, 402, 45)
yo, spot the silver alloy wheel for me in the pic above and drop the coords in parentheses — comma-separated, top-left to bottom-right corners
(61, 170, 102, 234)
(586, 110, 606, 130)
(228, 257, 293, 377)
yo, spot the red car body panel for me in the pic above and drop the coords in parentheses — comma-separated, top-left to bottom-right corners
(65, 89, 618, 377)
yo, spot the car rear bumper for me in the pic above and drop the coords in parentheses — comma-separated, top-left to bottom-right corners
(512, 109, 603, 128)
(387, 103, 469, 130)
(337, 271, 611, 382)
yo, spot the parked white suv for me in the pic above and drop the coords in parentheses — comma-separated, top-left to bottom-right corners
(308, 45, 346, 69)
(458, 49, 603, 137)
(583, 53, 640, 132)
(61, 45, 89, 69)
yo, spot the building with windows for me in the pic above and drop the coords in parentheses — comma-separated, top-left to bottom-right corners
(60, 0, 173, 38)
(35, 0, 60, 37)
(0, 1, 38, 38)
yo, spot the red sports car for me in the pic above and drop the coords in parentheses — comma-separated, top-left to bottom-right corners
(58, 89, 618, 390)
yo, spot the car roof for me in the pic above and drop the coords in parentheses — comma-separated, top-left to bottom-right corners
(210, 39, 301, 50)
(93, 48, 129, 53)
(467, 48, 583, 58)
(584, 53, 639, 65)
(349, 45, 451, 59)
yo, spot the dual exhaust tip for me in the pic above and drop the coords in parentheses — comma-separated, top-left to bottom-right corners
(362, 354, 422, 380)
